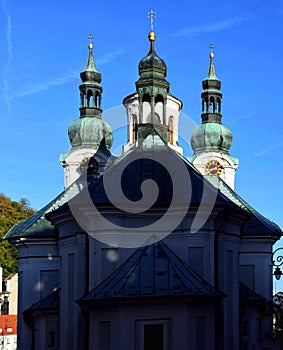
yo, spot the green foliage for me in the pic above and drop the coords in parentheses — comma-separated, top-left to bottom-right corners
(0, 194, 35, 279)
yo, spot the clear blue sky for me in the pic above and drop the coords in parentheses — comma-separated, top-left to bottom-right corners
(0, 0, 282, 281)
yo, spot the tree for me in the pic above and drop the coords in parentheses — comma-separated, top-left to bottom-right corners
(0, 194, 35, 279)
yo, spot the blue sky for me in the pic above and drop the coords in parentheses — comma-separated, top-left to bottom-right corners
(0, 1, 282, 282)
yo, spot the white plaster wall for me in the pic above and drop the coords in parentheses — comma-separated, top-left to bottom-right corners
(192, 151, 238, 189)
(123, 93, 183, 154)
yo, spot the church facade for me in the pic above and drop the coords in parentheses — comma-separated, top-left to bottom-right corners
(5, 25, 282, 350)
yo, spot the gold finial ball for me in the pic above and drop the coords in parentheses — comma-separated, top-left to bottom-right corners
(210, 52, 214, 58)
(88, 43, 93, 50)
(148, 31, 156, 42)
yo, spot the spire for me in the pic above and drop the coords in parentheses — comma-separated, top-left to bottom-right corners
(122, 11, 183, 154)
(191, 46, 233, 155)
(207, 44, 218, 79)
(79, 35, 103, 118)
(200, 45, 222, 123)
(190, 45, 239, 190)
(135, 10, 169, 128)
(85, 34, 98, 72)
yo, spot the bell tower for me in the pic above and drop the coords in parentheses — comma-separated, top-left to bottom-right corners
(123, 11, 183, 154)
(190, 46, 238, 189)
(79, 34, 103, 118)
(60, 36, 113, 188)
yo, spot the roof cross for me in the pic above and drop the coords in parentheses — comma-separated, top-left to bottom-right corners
(88, 34, 94, 44)
(209, 44, 215, 54)
(148, 10, 156, 32)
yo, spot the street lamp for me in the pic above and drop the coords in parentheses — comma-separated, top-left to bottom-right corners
(272, 248, 283, 280)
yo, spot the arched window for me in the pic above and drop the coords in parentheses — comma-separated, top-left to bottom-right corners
(95, 91, 100, 108)
(142, 94, 151, 103)
(146, 113, 160, 124)
(132, 114, 137, 141)
(209, 96, 215, 113)
(87, 90, 94, 107)
(217, 98, 221, 113)
(155, 94, 164, 104)
(143, 102, 151, 122)
(205, 98, 209, 112)
(169, 116, 174, 144)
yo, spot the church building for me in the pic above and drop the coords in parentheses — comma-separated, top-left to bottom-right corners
(5, 17, 282, 350)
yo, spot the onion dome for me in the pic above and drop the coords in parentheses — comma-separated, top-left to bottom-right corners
(136, 31, 169, 91)
(64, 36, 113, 154)
(191, 46, 232, 155)
(191, 122, 232, 154)
(138, 31, 167, 78)
(68, 117, 113, 150)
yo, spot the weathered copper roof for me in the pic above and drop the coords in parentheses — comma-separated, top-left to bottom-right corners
(4, 178, 83, 240)
(206, 176, 282, 235)
(78, 239, 225, 303)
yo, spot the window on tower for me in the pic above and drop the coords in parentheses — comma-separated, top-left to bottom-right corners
(87, 90, 94, 107)
(132, 114, 137, 141)
(146, 113, 160, 124)
(168, 116, 174, 144)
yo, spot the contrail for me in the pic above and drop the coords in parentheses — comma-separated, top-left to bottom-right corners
(1, 0, 12, 117)
(171, 16, 254, 38)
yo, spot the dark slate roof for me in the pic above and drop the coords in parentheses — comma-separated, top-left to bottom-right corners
(24, 288, 59, 314)
(4, 179, 83, 240)
(206, 176, 282, 235)
(59, 132, 235, 221)
(50, 131, 281, 237)
(239, 283, 265, 302)
(78, 239, 225, 303)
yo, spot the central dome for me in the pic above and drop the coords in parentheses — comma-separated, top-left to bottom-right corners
(138, 50, 167, 75)
(138, 31, 167, 77)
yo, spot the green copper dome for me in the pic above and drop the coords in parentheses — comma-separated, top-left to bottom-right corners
(68, 117, 113, 150)
(191, 122, 232, 154)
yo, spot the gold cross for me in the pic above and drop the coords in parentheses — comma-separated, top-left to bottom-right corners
(148, 10, 156, 31)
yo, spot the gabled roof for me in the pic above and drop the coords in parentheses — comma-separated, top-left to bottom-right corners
(4, 273, 17, 282)
(24, 288, 59, 314)
(48, 131, 282, 239)
(78, 239, 225, 303)
(62, 131, 235, 211)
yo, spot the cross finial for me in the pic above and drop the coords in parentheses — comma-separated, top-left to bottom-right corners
(148, 10, 156, 32)
(88, 34, 94, 44)
(209, 44, 215, 54)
